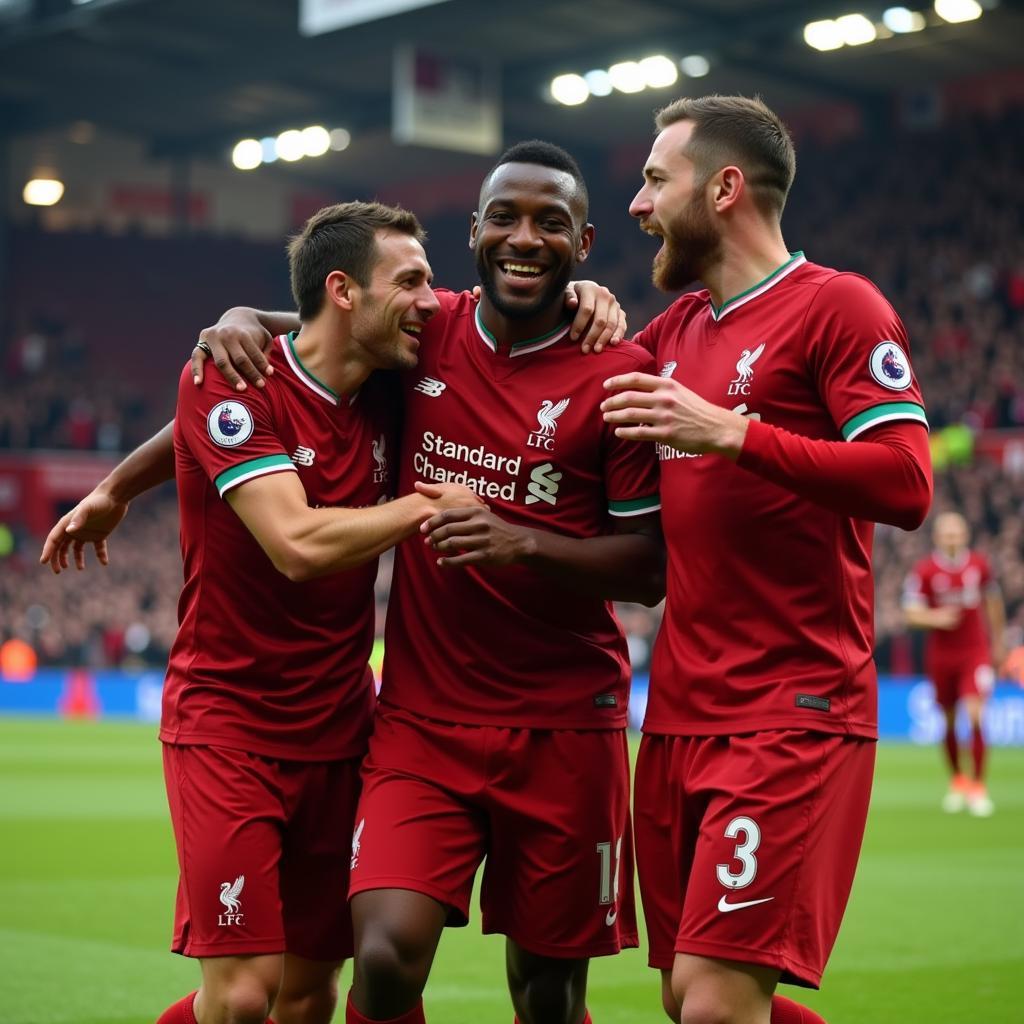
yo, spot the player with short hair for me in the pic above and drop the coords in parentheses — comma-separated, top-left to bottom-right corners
(601, 95, 933, 1024)
(903, 511, 1005, 816)
(44, 200, 483, 1024)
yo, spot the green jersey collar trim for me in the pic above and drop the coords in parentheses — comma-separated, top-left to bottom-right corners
(710, 252, 806, 322)
(280, 333, 340, 405)
(215, 454, 295, 496)
(474, 305, 572, 358)
(841, 402, 929, 441)
(608, 494, 662, 517)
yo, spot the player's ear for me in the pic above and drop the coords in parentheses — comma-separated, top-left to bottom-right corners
(326, 270, 355, 312)
(469, 212, 479, 251)
(577, 223, 595, 263)
(713, 166, 744, 213)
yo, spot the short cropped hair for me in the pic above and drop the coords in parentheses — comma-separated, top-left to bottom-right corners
(655, 95, 796, 217)
(481, 139, 589, 220)
(287, 201, 425, 320)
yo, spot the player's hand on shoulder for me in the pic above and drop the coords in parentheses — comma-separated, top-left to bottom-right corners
(192, 308, 275, 392)
(566, 280, 628, 354)
(39, 487, 129, 574)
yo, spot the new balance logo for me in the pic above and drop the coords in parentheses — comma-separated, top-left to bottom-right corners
(291, 446, 315, 467)
(525, 462, 562, 506)
(414, 377, 447, 397)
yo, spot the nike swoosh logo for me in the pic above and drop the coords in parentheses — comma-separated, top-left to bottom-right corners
(605, 908, 618, 926)
(717, 895, 774, 913)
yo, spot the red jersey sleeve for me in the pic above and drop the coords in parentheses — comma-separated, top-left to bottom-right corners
(175, 362, 295, 497)
(803, 273, 928, 440)
(602, 345, 661, 518)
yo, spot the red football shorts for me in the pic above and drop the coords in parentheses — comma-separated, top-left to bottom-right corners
(163, 743, 361, 961)
(634, 729, 876, 988)
(929, 657, 995, 709)
(349, 703, 638, 958)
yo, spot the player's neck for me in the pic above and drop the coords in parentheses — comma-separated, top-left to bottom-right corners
(702, 226, 792, 312)
(290, 323, 370, 399)
(477, 296, 568, 352)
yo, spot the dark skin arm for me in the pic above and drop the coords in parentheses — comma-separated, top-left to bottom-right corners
(418, 496, 665, 607)
(192, 282, 629, 390)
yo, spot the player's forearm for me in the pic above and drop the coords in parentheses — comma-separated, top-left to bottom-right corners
(241, 308, 301, 336)
(736, 420, 932, 530)
(519, 530, 666, 606)
(275, 494, 434, 581)
(101, 421, 176, 503)
(903, 605, 943, 630)
(986, 593, 1007, 655)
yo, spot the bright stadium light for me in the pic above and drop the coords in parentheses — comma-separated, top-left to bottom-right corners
(608, 61, 647, 93)
(883, 6, 927, 31)
(329, 128, 351, 151)
(231, 138, 263, 170)
(23, 177, 64, 206)
(638, 55, 678, 89)
(550, 73, 589, 106)
(804, 19, 844, 50)
(680, 54, 711, 78)
(260, 137, 278, 163)
(584, 69, 613, 96)
(836, 12, 877, 44)
(934, 0, 982, 22)
(300, 125, 331, 157)
(276, 129, 305, 161)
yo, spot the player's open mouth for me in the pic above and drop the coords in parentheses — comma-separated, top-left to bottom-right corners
(498, 260, 547, 279)
(400, 322, 423, 341)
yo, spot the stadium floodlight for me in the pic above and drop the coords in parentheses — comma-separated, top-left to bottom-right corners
(934, 0, 982, 22)
(680, 54, 711, 78)
(260, 137, 278, 163)
(584, 70, 613, 96)
(276, 129, 305, 161)
(23, 177, 64, 206)
(804, 19, 844, 50)
(329, 128, 351, 151)
(638, 55, 678, 89)
(836, 12, 877, 44)
(550, 73, 589, 106)
(883, 6, 927, 31)
(300, 125, 331, 157)
(608, 61, 647, 93)
(231, 139, 263, 170)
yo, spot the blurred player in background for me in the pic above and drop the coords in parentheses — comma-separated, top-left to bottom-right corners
(601, 96, 932, 1024)
(903, 511, 1006, 816)
(43, 201, 482, 1024)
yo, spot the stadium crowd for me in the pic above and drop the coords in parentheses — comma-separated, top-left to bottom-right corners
(3, 107, 1023, 672)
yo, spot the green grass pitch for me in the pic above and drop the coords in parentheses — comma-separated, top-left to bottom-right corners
(2, 719, 1022, 1024)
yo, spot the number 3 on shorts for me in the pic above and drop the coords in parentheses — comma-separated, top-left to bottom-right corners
(716, 815, 761, 890)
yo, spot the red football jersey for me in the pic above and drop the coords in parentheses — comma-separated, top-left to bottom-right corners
(903, 550, 994, 661)
(380, 290, 661, 729)
(633, 254, 928, 738)
(163, 333, 397, 760)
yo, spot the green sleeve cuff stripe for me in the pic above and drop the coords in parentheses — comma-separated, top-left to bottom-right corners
(842, 402, 929, 441)
(608, 495, 662, 517)
(215, 454, 295, 496)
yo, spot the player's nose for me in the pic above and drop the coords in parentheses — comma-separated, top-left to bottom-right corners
(416, 286, 441, 320)
(629, 188, 652, 219)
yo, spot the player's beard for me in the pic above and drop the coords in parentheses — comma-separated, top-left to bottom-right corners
(652, 190, 722, 292)
(353, 301, 419, 371)
(474, 248, 575, 321)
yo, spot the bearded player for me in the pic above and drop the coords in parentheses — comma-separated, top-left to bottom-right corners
(43, 202, 482, 1024)
(903, 511, 1005, 816)
(601, 96, 932, 1024)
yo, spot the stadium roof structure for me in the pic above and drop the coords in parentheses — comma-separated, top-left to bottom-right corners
(2, 0, 1023, 190)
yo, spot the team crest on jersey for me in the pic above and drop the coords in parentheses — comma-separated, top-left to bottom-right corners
(207, 402, 254, 447)
(869, 341, 913, 391)
(372, 434, 388, 484)
(660, 361, 677, 378)
(727, 343, 766, 396)
(528, 398, 570, 451)
(351, 819, 365, 870)
(217, 875, 245, 927)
